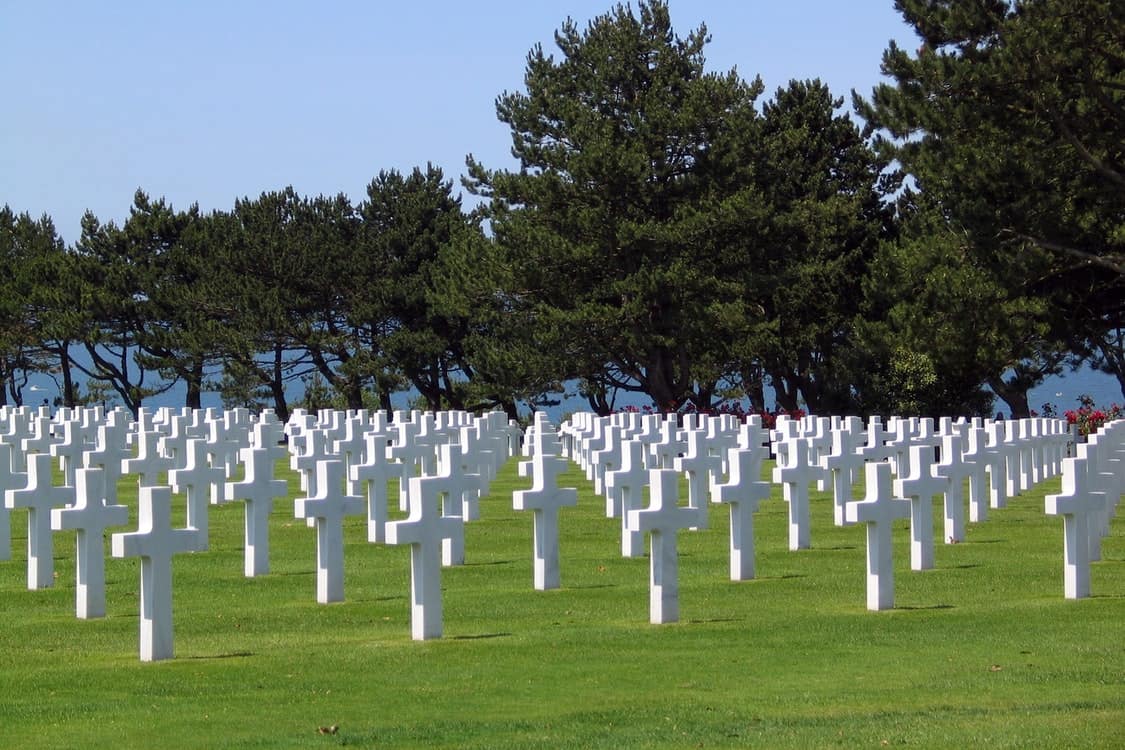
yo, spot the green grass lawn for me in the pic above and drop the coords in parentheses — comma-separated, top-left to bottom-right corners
(0, 456, 1121, 749)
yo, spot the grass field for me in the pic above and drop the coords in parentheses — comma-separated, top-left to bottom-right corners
(0, 455, 1122, 749)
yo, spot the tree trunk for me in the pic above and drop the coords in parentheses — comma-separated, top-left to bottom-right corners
(270, 346, 290, 422)
(769, 369, 800, 412)
(59, 345, 77, 408)
(987, 376, 1031, 419)
(184, 358, 204, 410)
(743, 369, 766, 413)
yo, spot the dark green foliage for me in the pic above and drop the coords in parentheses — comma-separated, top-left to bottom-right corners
(466, 1, 765, 412)
(859, 0, 1125, 406)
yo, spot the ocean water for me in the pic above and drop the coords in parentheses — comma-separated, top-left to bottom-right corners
(1026, 363, 1122, 416)
(23, 360, 1123, 420)
(545, 364, 1123, 421)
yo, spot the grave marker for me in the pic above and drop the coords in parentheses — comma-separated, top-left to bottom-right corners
(349, 430, 402, 543)
(1045, 456, 1098, 599)
(711, 436, 771, 580)
(294, 459, 365, 603)
(894, 444, 948, 571)
(845, 462, 911, 611)
(627, 467, 704, 624)
(512, 428, 577, 590)
(771, 437, 817, 550)
(225, 422, 289, 576)
(111, 485, 199, 661)
(6, 451, 74, 589)
(168, 437, 225, 551)
(50, 467, 129, 618)
(385, 473, 464, 640)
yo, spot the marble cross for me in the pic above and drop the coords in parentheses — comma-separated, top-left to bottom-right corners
(934, 432, 969, 543)
(894, 444, 948, 571)
(604, 438, 649, 557)
(846, 461, 911, 611)
(627, 467, 705, 624)
(512, 428, 577, 590)
(349, 430, 402, 543)
(6, 451, 74, 589)
(168, 437, 225, 551)
(1045, 456, 1099, 599)
(50, 466, 129, 618)
(224, 425, 289, 577)
(294, 458, 366, 604)
(0, 441, 24, 561)
(385, 472, 464, 640)
(711, 439, 771, 580)
(771, 437, 817, 550)
(674, 428, 722, 528)
(111, 485, 199, 661)
(823, 418, 865, 526)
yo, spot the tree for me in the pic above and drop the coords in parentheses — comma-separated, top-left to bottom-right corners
(465, 0, 763, 413)
(72, 193, 184, 415)
(735, 79, 896, 414)
(0, 206, 39, 406)
(859, 0, 1125, 402)
(228, 189, 321, 421)
(357, 165, 476, 411)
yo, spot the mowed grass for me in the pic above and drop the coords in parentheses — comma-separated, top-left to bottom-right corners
(0, 454, 1122, 749)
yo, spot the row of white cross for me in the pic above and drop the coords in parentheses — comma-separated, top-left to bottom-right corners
(555, 410, 1118, 617)
(1045, 420, 1125, 598)
(0, 404, 522, 659)
(2, 403, 1119, 661)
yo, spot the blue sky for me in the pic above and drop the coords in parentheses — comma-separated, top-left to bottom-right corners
(2, 1, 920, 245)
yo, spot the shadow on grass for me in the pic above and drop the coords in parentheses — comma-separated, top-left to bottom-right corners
(185, 651, 254, 660)
(818, 544, 859, 551)
(756, 573, 807, 581)
(463, 559, 517, 567)
(450, 632, 511, 640)
(688, 617, 742, 624)
(964, 538, 1005, 544)
(271, 570, 316, 576)
(896, 604, 955, 611)
(567, 583, 617, 590)
(947, 563, 983, 569)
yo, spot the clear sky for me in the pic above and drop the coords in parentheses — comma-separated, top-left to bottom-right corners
(1, 1, 920, 245)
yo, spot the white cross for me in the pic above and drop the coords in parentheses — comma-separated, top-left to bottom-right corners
(290, 428, 333, 499)
(385, 473, 464, 640)
(934, 432, 969, 543)
(983, 421, 1010, 509)
(122, 424, 171, 488)
(894, 444, 948, 571)
(294, 458, 365, 604)
(111, 485, 199, 661)
(711, 440, 771, 581)
(168, 437, 225, 551)
(513, 429, 577, 590)
(604, 438, 649, 557)
(225, 425, 289, 577)
(349, 430, 402, 543)
(50, 418, 87, 486)
(627, 467, 704, 624)
(674, 428, 722, 529)
(1045, 456, 1099, 599)
(961, 424, 991, 523)
(823, 418, 865, 526)
(51, 467, 129, 618)
(771, 437, 818, 550)
(0, 441, 25, 561)
(6, 451, 74, 589)
(846, 462, 911, 611)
